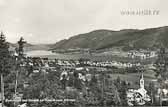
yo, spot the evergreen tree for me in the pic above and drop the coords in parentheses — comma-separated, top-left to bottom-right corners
(119, 81, 128, 106)
(17, 37, 26, 57)
(154, 47, 168, 106)
(0, 32, 11, 76)
(155, 47, 168, 81)
(113, 77, 128, 106)
(114, 76, 121, 89)
(0, 32, 14, 106)
(148, 82, 155, 105)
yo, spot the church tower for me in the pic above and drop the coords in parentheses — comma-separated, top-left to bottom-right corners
(140, 73, 144, 89)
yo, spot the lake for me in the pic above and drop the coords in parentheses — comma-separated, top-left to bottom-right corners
(26, 50, 93, 60)
(25, 50, 155, 63)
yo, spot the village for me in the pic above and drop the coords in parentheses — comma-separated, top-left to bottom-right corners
(1, 31, 168, 107)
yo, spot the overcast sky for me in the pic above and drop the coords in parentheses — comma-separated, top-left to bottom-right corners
(0, 0, 168, 44)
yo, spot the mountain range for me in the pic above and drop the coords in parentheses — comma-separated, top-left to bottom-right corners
(9, 26, 168, 51)
(51, 26, 168, 51)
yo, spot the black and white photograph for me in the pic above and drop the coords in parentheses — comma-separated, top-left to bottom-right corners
(0, 0, 168, 106)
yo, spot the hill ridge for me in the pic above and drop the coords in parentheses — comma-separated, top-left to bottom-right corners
(52, 26, 168, 51)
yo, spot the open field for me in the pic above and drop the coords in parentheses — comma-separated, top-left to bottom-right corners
(110, 70, 158, 88)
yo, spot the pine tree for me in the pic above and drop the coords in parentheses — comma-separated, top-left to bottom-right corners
(0, 32, 12, 107)
(0, 32, 11, 76)
(154, 47, 168, 105)
(17, 37, 26, 58)
(148, 82, 155, 105)
(155, 47, 168, 81)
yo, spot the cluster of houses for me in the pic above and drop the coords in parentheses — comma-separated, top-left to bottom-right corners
(56, 59, 141, 68)
(85, 61, 141, 68)
(17, 56, 143, 74)
(128, 50, 157, 59)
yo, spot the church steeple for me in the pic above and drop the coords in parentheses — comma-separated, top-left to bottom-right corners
(140, 73, 144, 89)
